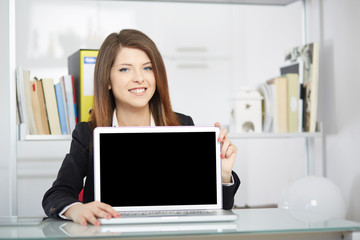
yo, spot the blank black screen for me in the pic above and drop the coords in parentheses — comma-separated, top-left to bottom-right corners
(99, 131, 217, 207)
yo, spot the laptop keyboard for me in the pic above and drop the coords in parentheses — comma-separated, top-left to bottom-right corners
(118, 210, 211, 216)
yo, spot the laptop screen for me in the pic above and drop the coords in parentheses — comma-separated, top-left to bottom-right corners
(94, 126, 222, 211)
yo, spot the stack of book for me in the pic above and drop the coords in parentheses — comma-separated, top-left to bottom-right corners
(257, 42, 319, 133)
(16, 66, 78, 138)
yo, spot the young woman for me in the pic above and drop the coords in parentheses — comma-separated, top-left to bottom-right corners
(42, 29, 240, 226)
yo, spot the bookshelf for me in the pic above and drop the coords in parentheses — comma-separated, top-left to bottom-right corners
(229, 131, 321, 139)
(21, 135, 72, 141)
(229, 125, 324, 176)
(6, 0, 311, 216)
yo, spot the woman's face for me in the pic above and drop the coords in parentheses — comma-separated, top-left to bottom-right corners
(109, 47, 156, 112)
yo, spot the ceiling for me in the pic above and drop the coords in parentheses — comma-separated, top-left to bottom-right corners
(123, 0, 301, 6)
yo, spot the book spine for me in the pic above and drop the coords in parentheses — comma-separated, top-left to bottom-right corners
(64, 75, 77, 133)
(54, 83, 68, 135)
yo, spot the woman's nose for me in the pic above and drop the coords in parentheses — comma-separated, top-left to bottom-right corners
(133, 70, 145, 83)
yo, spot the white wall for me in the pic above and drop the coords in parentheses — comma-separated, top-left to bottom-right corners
(305, 0, 360, 221)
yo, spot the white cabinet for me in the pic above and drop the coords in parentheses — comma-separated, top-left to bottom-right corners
(229, 131, 324, 207)
(17, 140, 71, 216)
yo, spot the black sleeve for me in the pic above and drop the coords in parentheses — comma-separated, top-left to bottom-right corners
(222, 171, 241, 209)
(42, 122, 92, 218)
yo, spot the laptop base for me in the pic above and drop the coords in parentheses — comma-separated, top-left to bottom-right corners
(99, 210, 237, 225)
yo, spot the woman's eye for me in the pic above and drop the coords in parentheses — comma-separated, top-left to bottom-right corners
(119, 68, 129, 72)
(144, 66, 152, 71)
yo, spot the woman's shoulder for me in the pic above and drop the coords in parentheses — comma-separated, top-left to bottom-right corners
(72, 122, 92, 139)
(175, 112, 194, 126)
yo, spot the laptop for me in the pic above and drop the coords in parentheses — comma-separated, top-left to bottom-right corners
(93, 126, 237, 224)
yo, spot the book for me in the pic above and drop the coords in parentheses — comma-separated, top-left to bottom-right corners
(54, 79, 69, 135)
(30, 78, 50, 135)
(63, 75, 77, 134)
(42, 78, 61, 135)
(280, 62, 304, 132)
(71, 75, 78, 124)
(257, 82, 273, 132)
(303, 43, 319, 132)
(59, 77, 71, 134)
(274, 77, 288, 133)
(68, 49, 99, 122)
(16, 66, 29, 136)
(23, 69, 38, 135)
(284, 42, 319, 132)
(284, 73, 299, 133)
(265, 78, 277, 132)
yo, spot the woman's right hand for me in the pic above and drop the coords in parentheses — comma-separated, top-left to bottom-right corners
(64, 201, 120, 226)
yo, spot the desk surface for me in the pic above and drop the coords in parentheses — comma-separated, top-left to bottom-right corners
(1, 208, 360, 239)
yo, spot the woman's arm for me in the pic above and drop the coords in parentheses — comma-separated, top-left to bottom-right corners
(42, 122, 91, 218)
(222, 171, 241, 209)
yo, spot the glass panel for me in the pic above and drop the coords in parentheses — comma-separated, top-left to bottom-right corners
(1, 209, 360, 239)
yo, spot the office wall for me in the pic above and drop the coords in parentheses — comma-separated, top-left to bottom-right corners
(307, 0, 360, 221)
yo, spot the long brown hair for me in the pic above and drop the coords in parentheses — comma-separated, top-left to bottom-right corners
(90, 29, 179, 130)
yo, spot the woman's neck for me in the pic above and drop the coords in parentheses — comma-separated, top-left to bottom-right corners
(115, 106, 151, 126)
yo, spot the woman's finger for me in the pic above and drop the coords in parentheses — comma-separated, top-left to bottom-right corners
(84, 212, 100, 226)
(97, 202, 120, 219)
(221, 138, 231, 158)
(217, 127, 228, 143)
(226, 142, 238, 159)
(76, 215, 88, 226)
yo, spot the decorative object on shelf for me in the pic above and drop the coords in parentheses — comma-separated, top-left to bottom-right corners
(231, 88, 263, 133)
(278, 176, 346, 221)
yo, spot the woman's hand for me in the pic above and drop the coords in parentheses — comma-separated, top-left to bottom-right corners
(64, 201, 120, 226)
(215, 122, 237, 183)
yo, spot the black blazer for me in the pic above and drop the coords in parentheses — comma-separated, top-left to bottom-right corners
(42, 113, 240, 218)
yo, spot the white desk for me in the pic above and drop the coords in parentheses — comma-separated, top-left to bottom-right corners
(1, 209, 360, 239)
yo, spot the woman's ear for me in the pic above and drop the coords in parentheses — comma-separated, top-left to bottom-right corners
(108, 83, 112, 90)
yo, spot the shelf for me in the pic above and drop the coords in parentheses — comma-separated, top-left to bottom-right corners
(20, 132, 322, 141)
(17, 123, 72, 141)
(21, 135, 72, 141)
(17, 140, 71, 160)
(229, 131, 322, 139)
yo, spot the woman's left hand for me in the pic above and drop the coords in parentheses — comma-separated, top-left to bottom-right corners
(215, 122, 237, 184)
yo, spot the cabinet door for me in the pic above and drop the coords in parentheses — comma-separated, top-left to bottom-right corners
(152, 3, 232, 58)
(166, 59, 231, 126)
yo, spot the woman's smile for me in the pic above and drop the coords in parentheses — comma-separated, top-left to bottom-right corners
(129, 87, 147, 95)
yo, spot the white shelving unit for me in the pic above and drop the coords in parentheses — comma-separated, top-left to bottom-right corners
(229, 127, 324, 176)
(21, 135, 72, 141)
(6, 0, 308, 216)
(229, 131, 321, 139)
